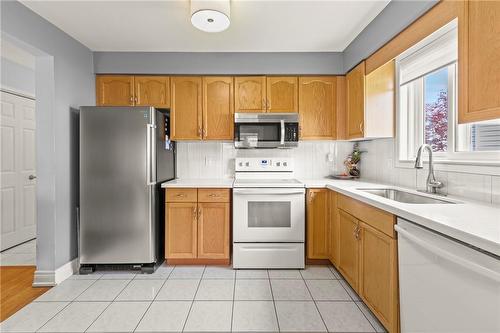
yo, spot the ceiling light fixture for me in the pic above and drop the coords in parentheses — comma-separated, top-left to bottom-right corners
(191, 0, 230, 33)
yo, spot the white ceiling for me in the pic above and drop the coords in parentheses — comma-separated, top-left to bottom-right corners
(20, 0, 390, 52)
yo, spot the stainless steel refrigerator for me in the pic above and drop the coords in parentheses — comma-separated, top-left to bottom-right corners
(79, 106, 175, 273)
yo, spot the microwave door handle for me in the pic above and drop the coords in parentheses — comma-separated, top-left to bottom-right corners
(280, 120, 285, 145)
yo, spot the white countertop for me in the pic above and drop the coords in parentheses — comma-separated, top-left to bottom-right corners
(161, 178, 234, 188)
(301, 178, 500, 257)
(160, 177, 500, 255)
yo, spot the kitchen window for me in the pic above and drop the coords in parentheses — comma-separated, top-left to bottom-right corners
(396, 20, 500, 168)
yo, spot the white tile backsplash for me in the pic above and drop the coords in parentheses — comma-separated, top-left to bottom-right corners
(176, 141, 354, 180)
(358, 138, 499, 205)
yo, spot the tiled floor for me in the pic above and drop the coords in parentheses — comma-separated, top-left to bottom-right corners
(0, 239, 36, 266)
(0, 264, 387, 332)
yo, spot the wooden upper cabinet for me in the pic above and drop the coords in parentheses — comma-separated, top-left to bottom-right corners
(234, 76, 266, 113)
(306, 189, 330, 260)
(171, 77, 202, 140)
(96, 75, 134, 106)
(459, 0, 500, 123)
(365, 60, 395, 138)
(298, 76, 337, 140)
(266, 77, 298, 113)
(346, 62, 366, 139)
(165, 202, 198, 259)
(135, 76, 170, 108)
(338, 209, 359, 290)
(359, 221, 398, 333)
(202, 77, 234, 140)
(197, 202, 230, 259)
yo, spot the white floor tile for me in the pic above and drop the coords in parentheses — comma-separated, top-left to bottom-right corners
(195, 279, 234, 300)
(135, 301, 191, 332)
(184, 301, 232, 332)
(38, 301, 109, 332)
(68, 273, 102, 280)
(135, 265, 173, 279)
(169, 266, 205, 279)
(86, 301, 150, 332)
(155, 279, 200, 300)
(99, 271, 137, 280)
(116, 279, 164, 301)
(202, 266, 235, 279)
(275, 301, 327, 332)
(356, 301, 387, 332)
(271, 279, 312, 300)
(34, 279, 95, 302)
(317, 301, 375, 332)
(76, 279, 129, 301)
(300, 265, 335, 279)
(306, 280, 351, 301)
(268, 269, 302, 279)
(234, 279, 272, 300)
(0, 302, 68, 332)
(340, 279, 361, 301)
(232, 301, 279, 332)
(235, 269, 268, 279)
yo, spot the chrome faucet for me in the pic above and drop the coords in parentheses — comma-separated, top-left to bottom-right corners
(414, 144, 443, 194)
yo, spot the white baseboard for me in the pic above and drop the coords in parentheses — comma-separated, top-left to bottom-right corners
(33, 258, 78, 287)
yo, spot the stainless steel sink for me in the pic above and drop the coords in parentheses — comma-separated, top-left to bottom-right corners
(358, 188, 455, 204)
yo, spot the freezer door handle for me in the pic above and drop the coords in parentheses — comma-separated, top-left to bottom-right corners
(146, 124, 156, 185)
(395, 224, 500, 282)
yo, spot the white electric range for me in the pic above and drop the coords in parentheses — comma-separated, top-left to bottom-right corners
(232, 157, 305, 269)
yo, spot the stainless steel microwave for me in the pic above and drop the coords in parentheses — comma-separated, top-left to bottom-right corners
(234, 113, 299, 148)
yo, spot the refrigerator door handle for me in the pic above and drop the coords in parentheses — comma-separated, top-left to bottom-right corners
(146, 123, 156, 185)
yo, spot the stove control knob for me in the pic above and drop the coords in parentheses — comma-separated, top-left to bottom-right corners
(245, 162, 250, 167)
(276, 162, 281, 167)
(239, 162, 243, 167)
(283, 162, 288, 167)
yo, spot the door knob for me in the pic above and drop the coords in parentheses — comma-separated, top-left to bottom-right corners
(29, 175, 37, 180)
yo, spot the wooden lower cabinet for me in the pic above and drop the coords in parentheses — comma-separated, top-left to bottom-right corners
(197, 202, 230, 259)
(359, 222, 398, 333)
(165, 202, 197, 259)
(337, 209, 360, 290)
(165, 188, 230, 264)
(306, 189, 330, 259)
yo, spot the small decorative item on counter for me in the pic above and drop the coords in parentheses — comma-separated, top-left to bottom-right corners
(344, 143, 364, 178)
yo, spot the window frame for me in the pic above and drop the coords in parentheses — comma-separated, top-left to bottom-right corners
(394, 20, 500, 175)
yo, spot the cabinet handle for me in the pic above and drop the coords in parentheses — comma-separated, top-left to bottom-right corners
(203, 127, 207, 138)
(267, 99, 271, 111)
(176, 194, 186, 197)
(130, 95, 134, 103)
(308, 192, 315, 203)
(198, 207, 202, 219)
(208, 194, 219, 197)
(359, 121, 364, 134)
(198, 127, 202, 137)
(193, 207, 197, 221)
(134, 96, 138, 103)
(262, 98, 266, 110)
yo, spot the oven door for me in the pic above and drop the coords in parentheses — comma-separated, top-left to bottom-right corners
(233, 188, 305, 242)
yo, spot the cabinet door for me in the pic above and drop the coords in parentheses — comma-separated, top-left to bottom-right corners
(171, 77, 202, 140)
(306, 189, 330, 259)
(459, 0, 500, 123)
(197, 202, 230, 259)
(234, 76, 266, 113)
(166, 203, 198, 259)
(329, 191, 339, 265)
(202, 77, 234, 140)
(267, 77, 298, 113)
(298, 76, 337, 139)
(338, 209, 359, 290)
(96, 75, 134, 106)
(346, 62, 366, 139)
(135, 76, 170, 108)
(365, 60, 394, 138)
(359, 221, 398, 333)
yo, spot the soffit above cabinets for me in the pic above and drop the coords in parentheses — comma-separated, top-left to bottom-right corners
(19, 0, 389, 52)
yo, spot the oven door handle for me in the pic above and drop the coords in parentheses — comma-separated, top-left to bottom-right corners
(233, 189, 305, 195)
(280, 120, 285, 145)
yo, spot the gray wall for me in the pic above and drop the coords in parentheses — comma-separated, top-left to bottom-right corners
(1, 1, 95, 271)
(93, 52, 344, 75)
(1, 57, 35, 95)
(343, 0, 439, 72)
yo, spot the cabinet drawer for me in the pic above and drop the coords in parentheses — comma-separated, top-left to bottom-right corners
(338, 194, 395, 238)
(166, 188, 197, 202)
(198, 189, 230, 203)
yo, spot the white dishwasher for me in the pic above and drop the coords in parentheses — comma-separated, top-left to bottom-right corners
(395, 218, 500, 333)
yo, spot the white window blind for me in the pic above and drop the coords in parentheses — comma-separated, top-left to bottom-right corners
(399, 27, 457, 85)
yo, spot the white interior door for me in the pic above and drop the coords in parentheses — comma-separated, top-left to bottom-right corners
(1, 91, 36, 251)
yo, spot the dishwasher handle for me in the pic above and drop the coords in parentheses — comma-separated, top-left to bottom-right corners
(395, 224, 500, 282)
